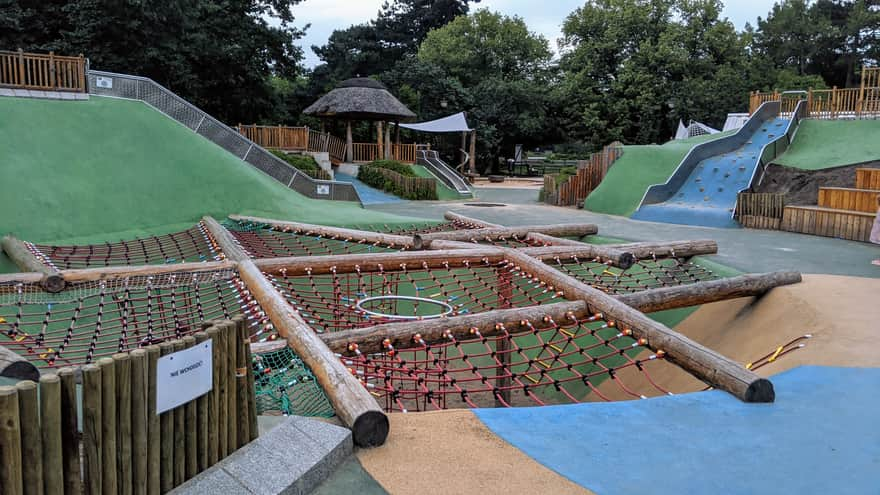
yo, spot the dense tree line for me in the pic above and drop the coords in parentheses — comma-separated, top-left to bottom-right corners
(2, 0, 877, 171)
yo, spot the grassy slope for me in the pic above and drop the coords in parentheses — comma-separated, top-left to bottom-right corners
(583, 131, 735, 217)
(0, 96, 424, 246)
(774, 119, 880, 170)
(410, 164, 463, 200)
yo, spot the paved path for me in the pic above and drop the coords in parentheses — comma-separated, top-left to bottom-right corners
(334, 171, 402, 205)
(368, 188, 880, 278)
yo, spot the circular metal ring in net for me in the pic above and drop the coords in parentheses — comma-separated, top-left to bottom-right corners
(355, 295, 454, 321)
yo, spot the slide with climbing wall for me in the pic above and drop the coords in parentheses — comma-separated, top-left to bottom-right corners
(632, 102, 793, 228)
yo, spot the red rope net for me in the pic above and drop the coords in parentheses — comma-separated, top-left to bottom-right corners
(341, 310, 671, 412)
(0, 270, 271, 368)
(548, 255, 717, 294)
(28, 223, 219, 269)
(268, 260, 563, 333)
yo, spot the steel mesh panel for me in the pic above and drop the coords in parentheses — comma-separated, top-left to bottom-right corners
(196, 118, 251, 158)
(87, 72, 140, 99)
(245, 148, 297, 185)
(140, 83, 203, 130)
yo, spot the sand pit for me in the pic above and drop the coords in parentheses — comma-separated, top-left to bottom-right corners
(357, 409, 593, 495)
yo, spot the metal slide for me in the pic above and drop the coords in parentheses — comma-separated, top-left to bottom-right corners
(417, 150, 473, 196)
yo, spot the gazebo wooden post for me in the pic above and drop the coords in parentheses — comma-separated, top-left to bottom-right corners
(345, 120, 353, 162)
(395, 122, 400, 145)
(461, 131, 467, 169)
(385, 122, 392, 160)
(469, 129, 477, 174)
(376, 121, 383, 160)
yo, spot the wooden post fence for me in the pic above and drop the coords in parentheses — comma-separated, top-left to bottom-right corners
(543, 142, 623, 206)
(0, 320, 258, 494)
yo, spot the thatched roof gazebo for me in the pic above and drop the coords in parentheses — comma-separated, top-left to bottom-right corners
(304, 78, 416, 163)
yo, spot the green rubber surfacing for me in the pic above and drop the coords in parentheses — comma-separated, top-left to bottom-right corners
(774, 119, 880, 170)
(0, 96, 425, 248)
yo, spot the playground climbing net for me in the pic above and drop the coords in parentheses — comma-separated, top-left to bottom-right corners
(28, 222, 220, 269)
(341, 311, 671, 412)
(268, 259, 564, 333)
(548, 254, 717, 294)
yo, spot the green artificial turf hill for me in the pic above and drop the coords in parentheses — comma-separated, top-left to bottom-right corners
(583, 131, 733, 217)
(0, 96, 425, 248)
(774, 119, 880, 170)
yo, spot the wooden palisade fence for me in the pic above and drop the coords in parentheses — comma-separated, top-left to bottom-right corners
(749, 66, 880, 118)
(735, 192, 786, 230)
(0, 49, 87, 93)
(0, 317, 258, 495)
(543, 142, 623, 206)
(359, 165, 438, 200)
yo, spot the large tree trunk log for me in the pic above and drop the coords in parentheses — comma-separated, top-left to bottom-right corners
(228, 215, 413, 249)
(616, 271, 802, 313)
(443, 211, 501, 228)
(501, 248, 774, 403)
(412, 224, 598, 249)
(0, 347, 39, 381)
(202, 217, 388, 447)
(254, 247, 506, 276)
(1, 236, 65, 293)
(318, 271, 801, 356)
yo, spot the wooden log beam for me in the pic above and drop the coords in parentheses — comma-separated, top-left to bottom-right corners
(412, 224, 599, 250)
(616, 271, 802, 313)
(520, 239, 719, 268)
(317, 271, 802, 355)
(443, 211, 501, 228)
(501, 248, 774, 403)
(605, 239, 719, 260)
(254, 247, 507, 276)
(228, 215, 413, 248)
(2, 236, 65, 292)
(0, 347, 39, 381)
(525, 232, 587, 247)
(202, 217, 389, 447)
(60, 260, 236, 284)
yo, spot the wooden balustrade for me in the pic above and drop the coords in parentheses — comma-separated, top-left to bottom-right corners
(352, 143, 380, 163)
(0, 50, 86, 92)
(750, 67, 880, 118)
(235, 126, 421, 164)
(392, 144, 418, 163)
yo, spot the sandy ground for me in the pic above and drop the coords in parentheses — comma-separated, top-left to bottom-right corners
(594, 273, 880, 397)
(357, 409, 594, 495)
(357, 274, 880, 494)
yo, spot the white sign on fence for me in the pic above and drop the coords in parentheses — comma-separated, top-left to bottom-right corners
(316, 184, 330, 195)
(156, 340, 213, 414)
(95, 76, 113, 89)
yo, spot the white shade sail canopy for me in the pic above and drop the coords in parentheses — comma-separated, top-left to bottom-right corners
(399, 112, 472, 133)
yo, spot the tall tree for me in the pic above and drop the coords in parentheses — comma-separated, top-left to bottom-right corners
(1, 0, 307, 123)
(311, 0, 477, 84)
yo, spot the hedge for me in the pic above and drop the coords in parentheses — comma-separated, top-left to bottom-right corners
(358, 161, 438, 200)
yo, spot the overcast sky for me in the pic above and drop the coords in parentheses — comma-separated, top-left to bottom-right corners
(294, 0, 780, 68)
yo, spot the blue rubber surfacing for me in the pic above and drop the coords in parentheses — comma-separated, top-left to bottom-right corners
(475, 366, 880, 495)
(632, 118, 788, 228)
(333, 171, 403, 205)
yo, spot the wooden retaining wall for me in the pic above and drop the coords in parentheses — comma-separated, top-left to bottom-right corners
(856, 168, 880, 190)
(781, 206, 876, 242)
(543, 142, 623, 206)
(817, 187, 880, 213)
(735, 192, 785, 230)
(0, 318, 258, 495)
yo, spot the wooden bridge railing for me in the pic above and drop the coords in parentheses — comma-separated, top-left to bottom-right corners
(0, 49, 86, 92)
(0, 318, 258, 495)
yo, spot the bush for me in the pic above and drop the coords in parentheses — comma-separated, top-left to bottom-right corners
(358, 162, 437, 200)
(366, 160, 417, 177)
(270, 150, 331, 180)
